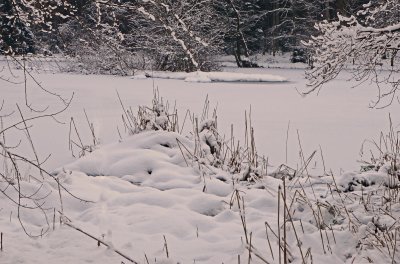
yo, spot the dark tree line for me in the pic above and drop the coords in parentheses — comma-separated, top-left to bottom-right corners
(1, 0, 369, 72)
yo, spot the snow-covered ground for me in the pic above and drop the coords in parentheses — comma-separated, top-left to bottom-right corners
(1, 122, 399, 263)
(1, 63, 398, 174)
(216, 54, 309, 69)
(1, 57, 400, 263)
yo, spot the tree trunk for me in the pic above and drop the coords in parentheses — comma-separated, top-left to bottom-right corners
(226, 0, 252, 67)
(324, 0, 331, 20)
(336, 0, 346, 16)
(272, 2, 279, 56)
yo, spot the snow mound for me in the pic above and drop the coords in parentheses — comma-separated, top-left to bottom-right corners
(55, 131, 195, 185)
(184, 72, 212, 83)
(131, 74, 148, 80)
(144, 70, 287, 83)
(2, 129, 400, 263)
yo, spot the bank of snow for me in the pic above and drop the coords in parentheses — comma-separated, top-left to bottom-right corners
(1, 126, 400, 263)
(142, 70, 287, 83)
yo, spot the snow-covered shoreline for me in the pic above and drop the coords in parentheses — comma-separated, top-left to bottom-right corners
(142, 70, 288, 83)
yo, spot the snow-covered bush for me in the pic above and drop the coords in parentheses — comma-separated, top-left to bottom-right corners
(118, 91, 268, 183)
(119, 90, 179, 135)
(356, 116, 400, 190)
(187, 109, 268, 182)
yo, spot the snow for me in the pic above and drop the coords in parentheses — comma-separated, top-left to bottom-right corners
(144, 70, 287, 83)
(1, 65, 398, 175)
(138, 7, 156, 21)
(217, 54, 309, 69)
(1, 57, 400, 263)
(2, 125, 400, 263)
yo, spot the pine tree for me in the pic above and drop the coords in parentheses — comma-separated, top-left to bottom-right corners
(0, 0, 35, 55)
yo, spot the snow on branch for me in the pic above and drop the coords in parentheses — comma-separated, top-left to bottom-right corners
(137, 5, 199, 69)
(1, 0, 76, 55)
(305, 0, 400, 107)
(154, 1, 213, 63)
(94, 0, 221, 71)
(137, 7, 155, 21)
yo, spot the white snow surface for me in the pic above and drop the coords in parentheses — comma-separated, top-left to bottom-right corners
(1, 128, 399, 263)
(144, 70, 287, 83)
(1, 57, 400, 263)
(1, 65, 399, 175)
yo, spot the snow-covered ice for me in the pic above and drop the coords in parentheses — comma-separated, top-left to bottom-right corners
(1, 66, 399, 174)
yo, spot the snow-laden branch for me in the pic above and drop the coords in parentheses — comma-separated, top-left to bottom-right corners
(1, 0, 75, 55)
(143, 0, 210, 45)
(304, 0, 400, 107)
(94, 0, 222, 71)
(137, 5, 199, 69)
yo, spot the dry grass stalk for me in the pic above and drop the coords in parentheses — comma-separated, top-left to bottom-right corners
(163, 235, 169, 258)
(61, 217, 138, 263)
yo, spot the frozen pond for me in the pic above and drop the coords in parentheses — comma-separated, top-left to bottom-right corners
(1, 66, 399, 174)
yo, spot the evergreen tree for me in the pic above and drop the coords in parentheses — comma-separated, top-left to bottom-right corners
(0, 0, 75, 55)
(0, 0, 35, 55)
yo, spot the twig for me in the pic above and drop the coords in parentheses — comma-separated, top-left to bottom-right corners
(63, 220, 138, 263)
(163, 235, 169, 258)
(278, 185, 282, 264)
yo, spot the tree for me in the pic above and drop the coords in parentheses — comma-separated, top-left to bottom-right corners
(136, 0, 223, 71)
(0, 0, 35, 54)
(304, 0, 400, 107)
(216, 0, 263, 67)
(259, 0, 370, 58)
(0, 0, 75, 55)
(88, 0, 223, 72)
(262, 0, 321, 54)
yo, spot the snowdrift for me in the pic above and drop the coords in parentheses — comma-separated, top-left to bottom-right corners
(142, 71, 288, 83)
(1, 94, 399, 263)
